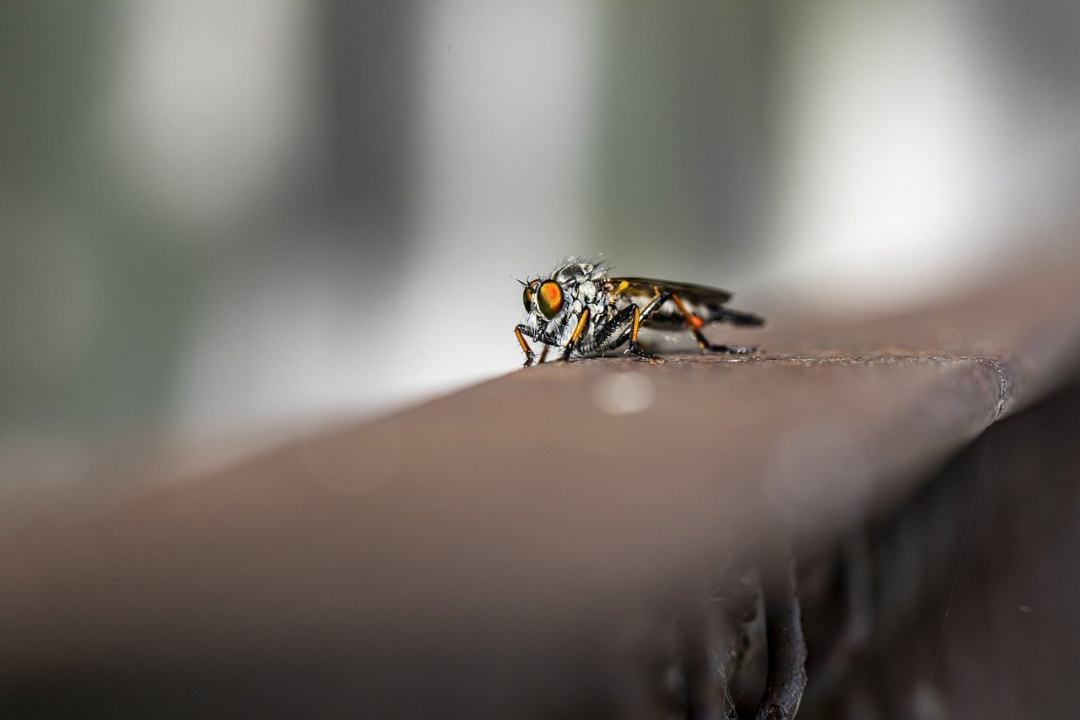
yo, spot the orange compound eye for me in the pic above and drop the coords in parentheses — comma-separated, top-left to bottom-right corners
(537, 281, 564, 320)
(522, 285, 534, 312)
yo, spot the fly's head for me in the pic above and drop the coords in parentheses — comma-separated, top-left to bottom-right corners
(520, 259, 610, 344)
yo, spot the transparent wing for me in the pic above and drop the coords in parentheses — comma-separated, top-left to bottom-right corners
(610, 277, 733, 305)
(607, 277, 763, 330)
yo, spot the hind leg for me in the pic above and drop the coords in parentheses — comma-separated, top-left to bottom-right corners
(705, 343, 757, 355)
(670, 294, 758, 355)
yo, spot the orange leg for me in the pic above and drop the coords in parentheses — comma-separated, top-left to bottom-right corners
(670, 293, 709, 348)
(626, 304, 655, 359)
(670, 293, 757, 355)
(514, 326, 536, 366)
(561, 308, 591, 361)
(672, 292, 717, 351)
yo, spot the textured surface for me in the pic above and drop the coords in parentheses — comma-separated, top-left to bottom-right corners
(2, 256, 1080, 717)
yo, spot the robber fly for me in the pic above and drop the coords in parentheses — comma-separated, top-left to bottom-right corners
(515, 258, 764, 366)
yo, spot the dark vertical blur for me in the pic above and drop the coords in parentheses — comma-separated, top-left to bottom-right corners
(593, 1, 780, 275)
(0, 2, 195, 443)
(315, 1, 418, 260)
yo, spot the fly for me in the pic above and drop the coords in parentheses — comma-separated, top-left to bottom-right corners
(515, 258, 764, 366)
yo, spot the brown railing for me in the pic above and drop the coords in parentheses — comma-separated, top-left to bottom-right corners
(2, 257, 1079, 718)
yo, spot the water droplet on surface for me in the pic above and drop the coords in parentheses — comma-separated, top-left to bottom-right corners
(592, 372, 656, 415)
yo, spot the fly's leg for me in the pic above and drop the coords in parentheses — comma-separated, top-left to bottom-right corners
(515, 324, 537, 367)
(709, 344, 757, 355)
(585, 291, 672, 359)
(670, 293, 758, 355)
(626, 305, 654, 360)
(561, 308, 591, 361)
(537, 345, 550, 364)
(624, 289, 672, 359)
(578, 306, 635, 356)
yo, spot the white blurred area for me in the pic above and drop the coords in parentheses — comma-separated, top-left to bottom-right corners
(108, 0, 316, 230)
(4, 0, 1080, 474)
(168, 0, 603, 442)
(768, 1, 1003, 303)
(383, 0, 601, 411)
(766, 1, 1080, 304)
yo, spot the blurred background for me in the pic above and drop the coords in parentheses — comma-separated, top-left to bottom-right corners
(4, 0, 1080, 487)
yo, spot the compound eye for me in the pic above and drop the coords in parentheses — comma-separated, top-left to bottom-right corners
(522, 284, 534, 312)
(537, 280, 564, 320)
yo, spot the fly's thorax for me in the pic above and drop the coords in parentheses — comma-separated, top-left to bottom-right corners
(567, 263, 609, 320)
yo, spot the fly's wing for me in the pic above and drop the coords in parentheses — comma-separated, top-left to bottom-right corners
(611, 277, 732, 304)
(610, 277, 762, 329)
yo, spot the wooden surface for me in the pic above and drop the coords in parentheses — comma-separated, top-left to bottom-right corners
(2, 257, 1080, 717)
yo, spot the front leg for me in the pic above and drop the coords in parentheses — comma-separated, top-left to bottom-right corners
(561, 308, 591, 361)
(514, 325, 537, 367)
